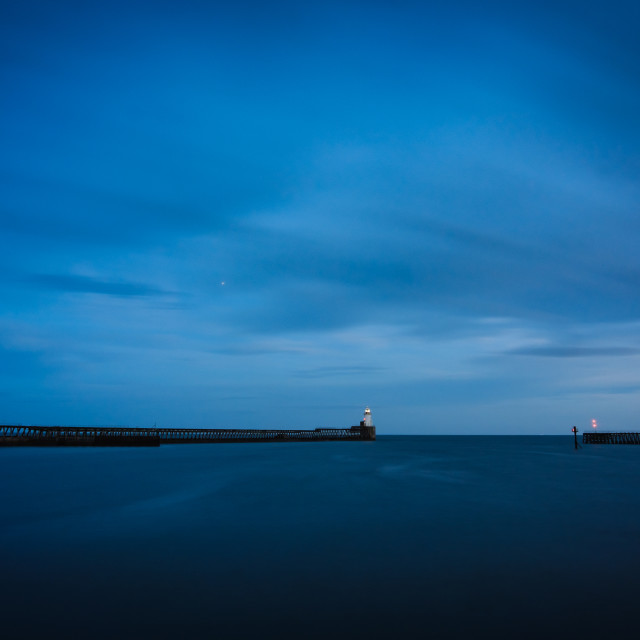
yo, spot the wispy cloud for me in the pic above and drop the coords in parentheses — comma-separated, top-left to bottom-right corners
(296, 365, 386, 379)
(508, 346, 640, 358)
(24, 273, 171, 297)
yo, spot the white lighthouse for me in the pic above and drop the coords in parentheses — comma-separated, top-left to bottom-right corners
(355, 407, 375, 439)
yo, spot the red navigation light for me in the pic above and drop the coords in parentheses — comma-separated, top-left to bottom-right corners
(592, 419, 598, 430)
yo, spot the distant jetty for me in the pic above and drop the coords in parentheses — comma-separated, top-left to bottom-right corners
(0, 408, 376, 447)
(583, 431, 640, 445)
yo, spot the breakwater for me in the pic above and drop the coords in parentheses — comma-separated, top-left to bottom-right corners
(583, 431, 640, 445)
(0, 424, 376, 446)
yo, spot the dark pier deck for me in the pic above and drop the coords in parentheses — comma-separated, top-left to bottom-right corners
(0, 424, 376, 446)
(583, 432, 640, 445)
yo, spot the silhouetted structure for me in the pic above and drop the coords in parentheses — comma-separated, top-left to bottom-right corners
(583, 432, 640, 445)
(0, 423, 376, 446)
(572, 426, 579, 449)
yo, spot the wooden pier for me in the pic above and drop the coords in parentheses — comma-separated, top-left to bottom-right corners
(583, 432, 640, 445)
(0, 424, 376, 447)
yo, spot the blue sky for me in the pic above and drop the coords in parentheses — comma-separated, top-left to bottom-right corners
(1, 0, 639, 433)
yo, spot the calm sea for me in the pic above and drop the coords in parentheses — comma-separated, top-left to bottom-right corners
(2, 436, 639, 639)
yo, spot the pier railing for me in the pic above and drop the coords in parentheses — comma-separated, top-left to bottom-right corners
(0, 424, 376, 446)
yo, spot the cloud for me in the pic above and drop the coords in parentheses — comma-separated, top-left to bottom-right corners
(2, 0, 640, 432)
(0, 161, 278, 249)
(24, 273, 171, 297)
(212, 345, 304, 356)
(508, 346, 640, 358)
(296, 365, 387, 379)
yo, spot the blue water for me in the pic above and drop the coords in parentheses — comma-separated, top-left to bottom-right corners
(2, 436, 639, 639)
